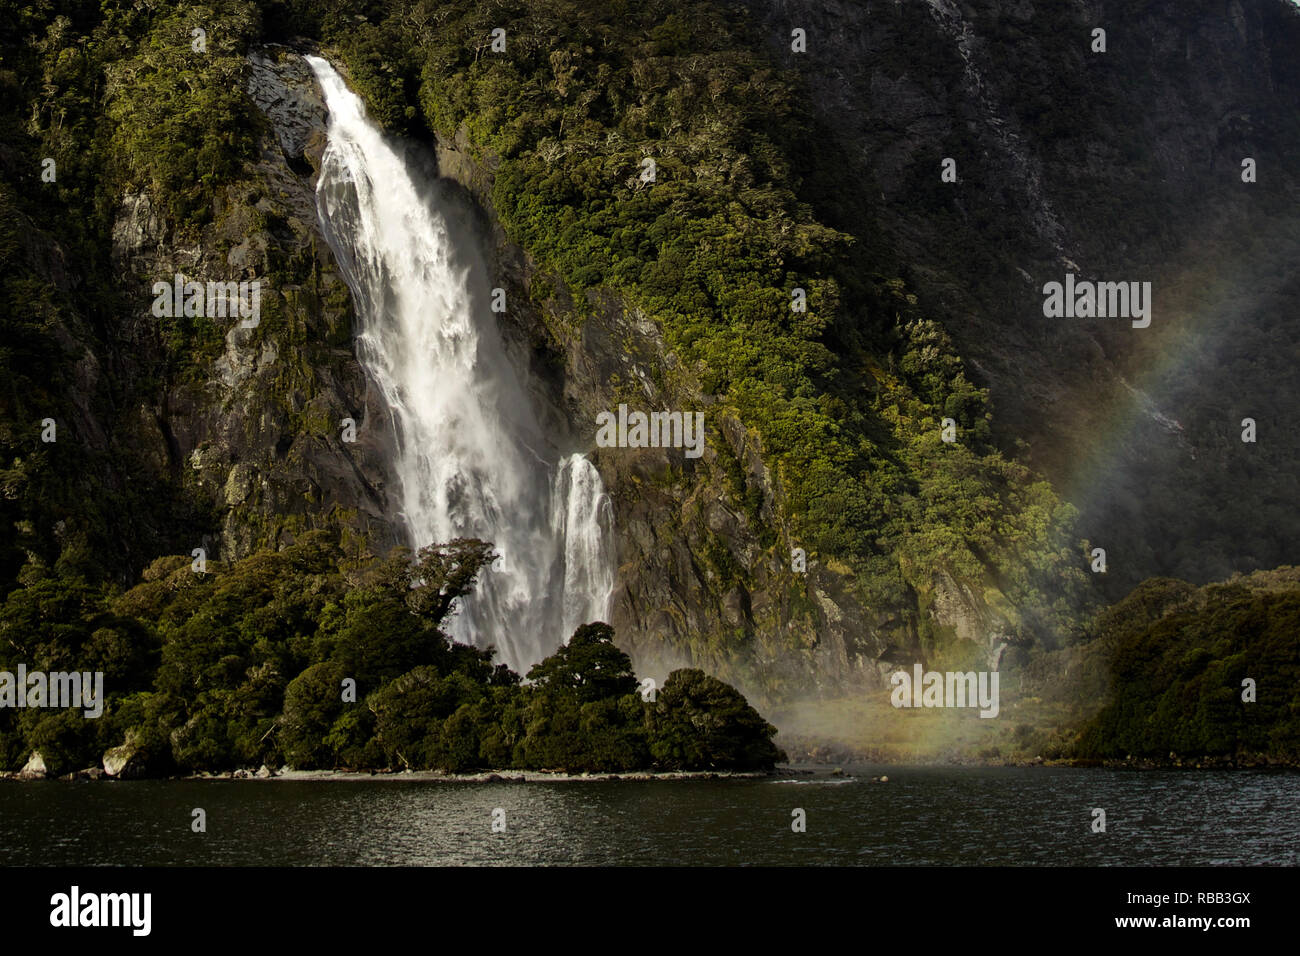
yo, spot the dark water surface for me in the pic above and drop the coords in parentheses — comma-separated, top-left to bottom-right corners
(1, 767, 1296, 866)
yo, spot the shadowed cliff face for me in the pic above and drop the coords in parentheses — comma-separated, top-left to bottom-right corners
(110, 48, 401, 564)
(426, 99, 893, 704)
(740, 0, 1300, 597)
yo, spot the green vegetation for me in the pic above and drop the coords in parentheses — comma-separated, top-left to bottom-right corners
(295, 0, 1091, 662)
(0, 532, 785, 776)
(0, 0, 1090, 699)
(1076, 569, 1300, 763)
(0, 0, 261, 600)
(103, 3, 262, 229)
(2, 0, 1295, 769)
(448, 2, 1078, 602)
(774, 569, 1300, 767)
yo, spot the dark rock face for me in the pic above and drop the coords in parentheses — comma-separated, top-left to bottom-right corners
(737, 0, 1300, 597)
(110, 46, 401, 564)
(246, 48, 328, 170)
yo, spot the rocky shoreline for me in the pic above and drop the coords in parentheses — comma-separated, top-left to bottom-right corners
(0, 757, 778, 783)
(4, 753, 1295, 783)
(4, 732, 1294, 783)
(196, 768, 775, 783)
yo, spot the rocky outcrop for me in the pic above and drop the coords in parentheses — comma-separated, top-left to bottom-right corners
(102, 734, 149, 779)
(17, 751, 48, 780)
(246, 48, 328, 170)
(109, 45, 401, 564)
(922, 568, 1017, 669)
(61, 768, 106, 782)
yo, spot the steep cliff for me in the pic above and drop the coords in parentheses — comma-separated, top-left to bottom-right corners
(6, 0, 1294, 716)
(314, 1, 1092, 702)
(256, 0, 1300, 698)
(225, 40, 1030, 702)
(112, 48, 401, 562)
(741, 0, 1300, 598)
(0, 8, 401, 589)
(425, 107, 890, 700)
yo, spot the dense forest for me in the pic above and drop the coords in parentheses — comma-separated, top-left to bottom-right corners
(1076, 568, 1300, 763)
(0, 0, 1296, 773)
(0, 532, 785, 776)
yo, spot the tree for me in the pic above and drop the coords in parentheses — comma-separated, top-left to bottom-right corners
(525, 622, 637, 703)
(371, 667, 486, 768)
(281, 661, 349, 769)
(374, 539, 497, 627)
(647, 668, 786, 770)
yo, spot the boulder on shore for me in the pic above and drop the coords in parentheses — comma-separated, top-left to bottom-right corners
(60, 767, 106, 782)
(102, 733, 148, 779)
(17, 751, 47, 780)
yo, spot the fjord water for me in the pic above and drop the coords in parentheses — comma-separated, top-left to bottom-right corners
(305, 56, 614, 673)
(3, 769, 1296, 865)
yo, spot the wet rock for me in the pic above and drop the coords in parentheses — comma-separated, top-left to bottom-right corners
(246, 47, 328, 166)
(60, 767, 106, 782)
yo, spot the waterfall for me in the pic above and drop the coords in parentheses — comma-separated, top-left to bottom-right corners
(304, 56, 614, 673)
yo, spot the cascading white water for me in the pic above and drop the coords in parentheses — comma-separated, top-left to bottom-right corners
(305, 56, 614, 673)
